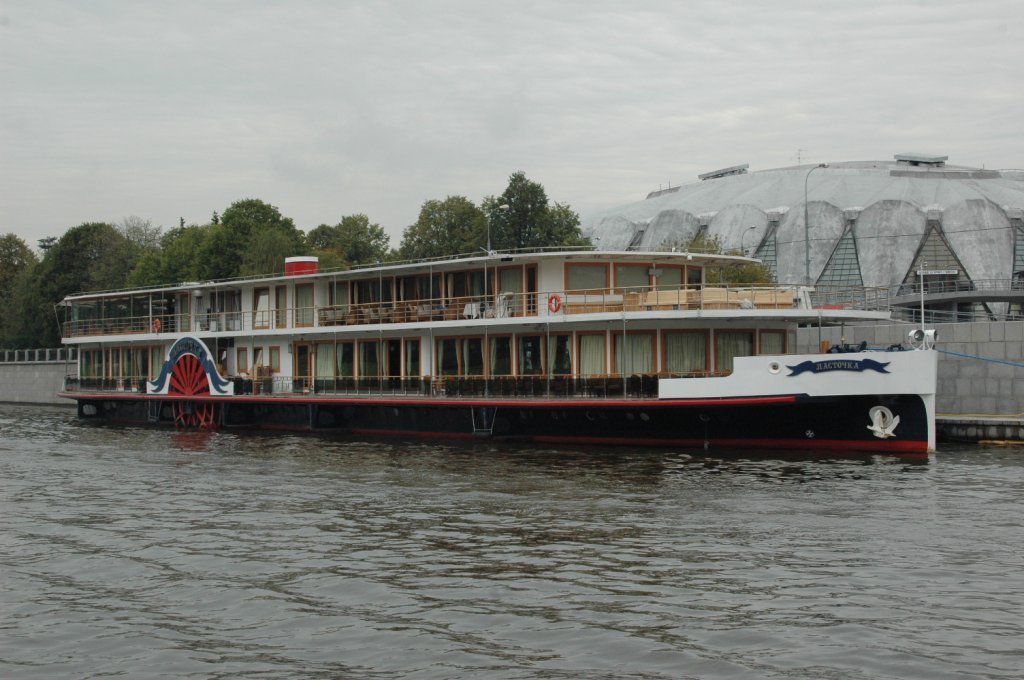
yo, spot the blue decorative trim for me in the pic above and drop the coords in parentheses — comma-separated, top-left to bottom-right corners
(787, 358, 891, 376)
(147, 336, 233, 396)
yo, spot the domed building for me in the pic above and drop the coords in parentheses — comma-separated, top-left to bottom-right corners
(583, 154, 1024, 320)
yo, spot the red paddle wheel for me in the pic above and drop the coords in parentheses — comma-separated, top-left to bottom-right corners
(169, 354, 218, 429)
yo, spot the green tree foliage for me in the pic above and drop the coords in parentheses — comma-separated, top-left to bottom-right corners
(398, 196, 486, 260)
(127, 225, 210, 287)
(14, 223, 143, 347)
(484, 171, 590, 251)
(307, 214, 390, 266)
(0, 234, 39, 346)
(201, 199, 305, 279)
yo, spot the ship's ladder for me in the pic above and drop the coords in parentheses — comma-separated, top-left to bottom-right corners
(470, 406, 497, 436)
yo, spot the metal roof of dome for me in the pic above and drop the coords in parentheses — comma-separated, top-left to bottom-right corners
(585, 159, 1024, 243)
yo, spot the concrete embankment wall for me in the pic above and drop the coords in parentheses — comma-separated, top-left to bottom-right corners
(796, 320, 1024, 441)
(0, 363, 71, 406)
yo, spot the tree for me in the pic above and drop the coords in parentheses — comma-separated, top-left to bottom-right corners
(205, 199, 305, 278)
(398, 196, 486, 260)
(240, 225, 302, 276)
(484, 171, 589, 251)
(127, 224, 211, 287)
(0, 234, 39, 346)
(14, 222, 143, 347)
(307, 214, 390, 265)
(118, 216, 162, 251)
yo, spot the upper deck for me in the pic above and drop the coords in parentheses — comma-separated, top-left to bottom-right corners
(57, 249, 892, 342)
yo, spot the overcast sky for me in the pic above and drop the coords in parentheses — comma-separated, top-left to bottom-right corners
(2, 0, 1022, 249)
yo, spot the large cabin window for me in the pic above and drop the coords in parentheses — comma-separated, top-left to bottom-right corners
(656, 267, 683, 290)
(663, 331, 708, 374)
(489, 336, 512, 376)
(405, 339, 421, 377)
(566, 263, 609, 293)
(330, 280, 349, 309)
(359, 340, 380, 377)
(337, 342, 354, 377)
(578, 334, 606, 376)
(237, 348, 249, 374)
(759, 330, 786, 355)
(715, 331, 753, 373)
(615, 265, 649, 293)
(385, 339, 402, 378)
(518, 335, 543, 375)
(548, 335, 572, 375)
(253, 288, 270, 329)
(498, 267, 523, 316)
(294, 284, 314, 327)
(461, 337, 484, 376)
(614, 333, 654, 375)
(316, 343, 334, 378)
(438, 338, 459, 376)
(275, 286, 288, 328)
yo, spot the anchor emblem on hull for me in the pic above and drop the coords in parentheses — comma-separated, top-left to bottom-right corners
(867, 406, 900, 439)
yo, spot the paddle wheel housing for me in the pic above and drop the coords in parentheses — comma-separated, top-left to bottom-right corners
(169, 353, 218, 429)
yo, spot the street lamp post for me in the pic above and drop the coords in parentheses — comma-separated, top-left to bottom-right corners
(804, 163, 829, 285)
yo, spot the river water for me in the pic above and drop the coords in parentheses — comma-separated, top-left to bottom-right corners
(1, 404, 1022, 679)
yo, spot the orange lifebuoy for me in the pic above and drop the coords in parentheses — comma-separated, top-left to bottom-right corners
(152, 318, 162, 333)
(548, 293, 562, 313)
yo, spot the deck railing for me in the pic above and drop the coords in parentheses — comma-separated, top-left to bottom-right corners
(60, 283, 889, 339)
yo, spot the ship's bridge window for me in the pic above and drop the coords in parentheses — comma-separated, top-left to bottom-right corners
(566, 263, 609, 293)
(615, 265, 649, 293)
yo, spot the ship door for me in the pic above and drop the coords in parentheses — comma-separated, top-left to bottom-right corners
(294, 342, 312, 392)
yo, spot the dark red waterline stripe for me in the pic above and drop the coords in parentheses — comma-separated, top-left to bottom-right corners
(60, 393, 800, 408)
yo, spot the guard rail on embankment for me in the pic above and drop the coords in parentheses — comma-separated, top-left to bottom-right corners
(0, 349, 77, 405)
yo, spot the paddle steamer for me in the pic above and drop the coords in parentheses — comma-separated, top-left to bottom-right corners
(57, 249, 937, 455)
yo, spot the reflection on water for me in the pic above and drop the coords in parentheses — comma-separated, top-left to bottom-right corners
(1, 404, 1022, 679)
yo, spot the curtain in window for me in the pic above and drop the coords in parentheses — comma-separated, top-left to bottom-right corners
(462, 338, 484, 375)
(518, 336, 543, 375)
(499, 268, 522, 316)
(316, 343, 335, 377)
(359, 341, 379, 377)
(760, 331, 785, 355)
(548, 335, 572, 375)
(405, 340, 420, 377)
(336, 343, 354, 377)
(579, 335, 605, 376)
(567, 265, 607, 291)
(716, 331, 753, 373)
(657, 267, 683, 291)
(254, 289, 270, 328)
(614, 334, 653, 375)
(295, 286, 314, 326)
(490, 337, 511, 376)
(616, 265, 648, 292)
(664, 332, 707, 373)
(439, 338, 459, 376)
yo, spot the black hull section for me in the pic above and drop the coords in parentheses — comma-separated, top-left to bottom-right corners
(71, 393, 930, 455)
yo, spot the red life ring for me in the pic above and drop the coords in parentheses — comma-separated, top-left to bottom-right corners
(548, 293, 562, 313)
(152, 318, 162, 333)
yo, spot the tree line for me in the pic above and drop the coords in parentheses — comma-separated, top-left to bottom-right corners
(0, 172, 589, 349)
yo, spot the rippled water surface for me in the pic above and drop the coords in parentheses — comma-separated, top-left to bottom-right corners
(2, 404, 1023, 679)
